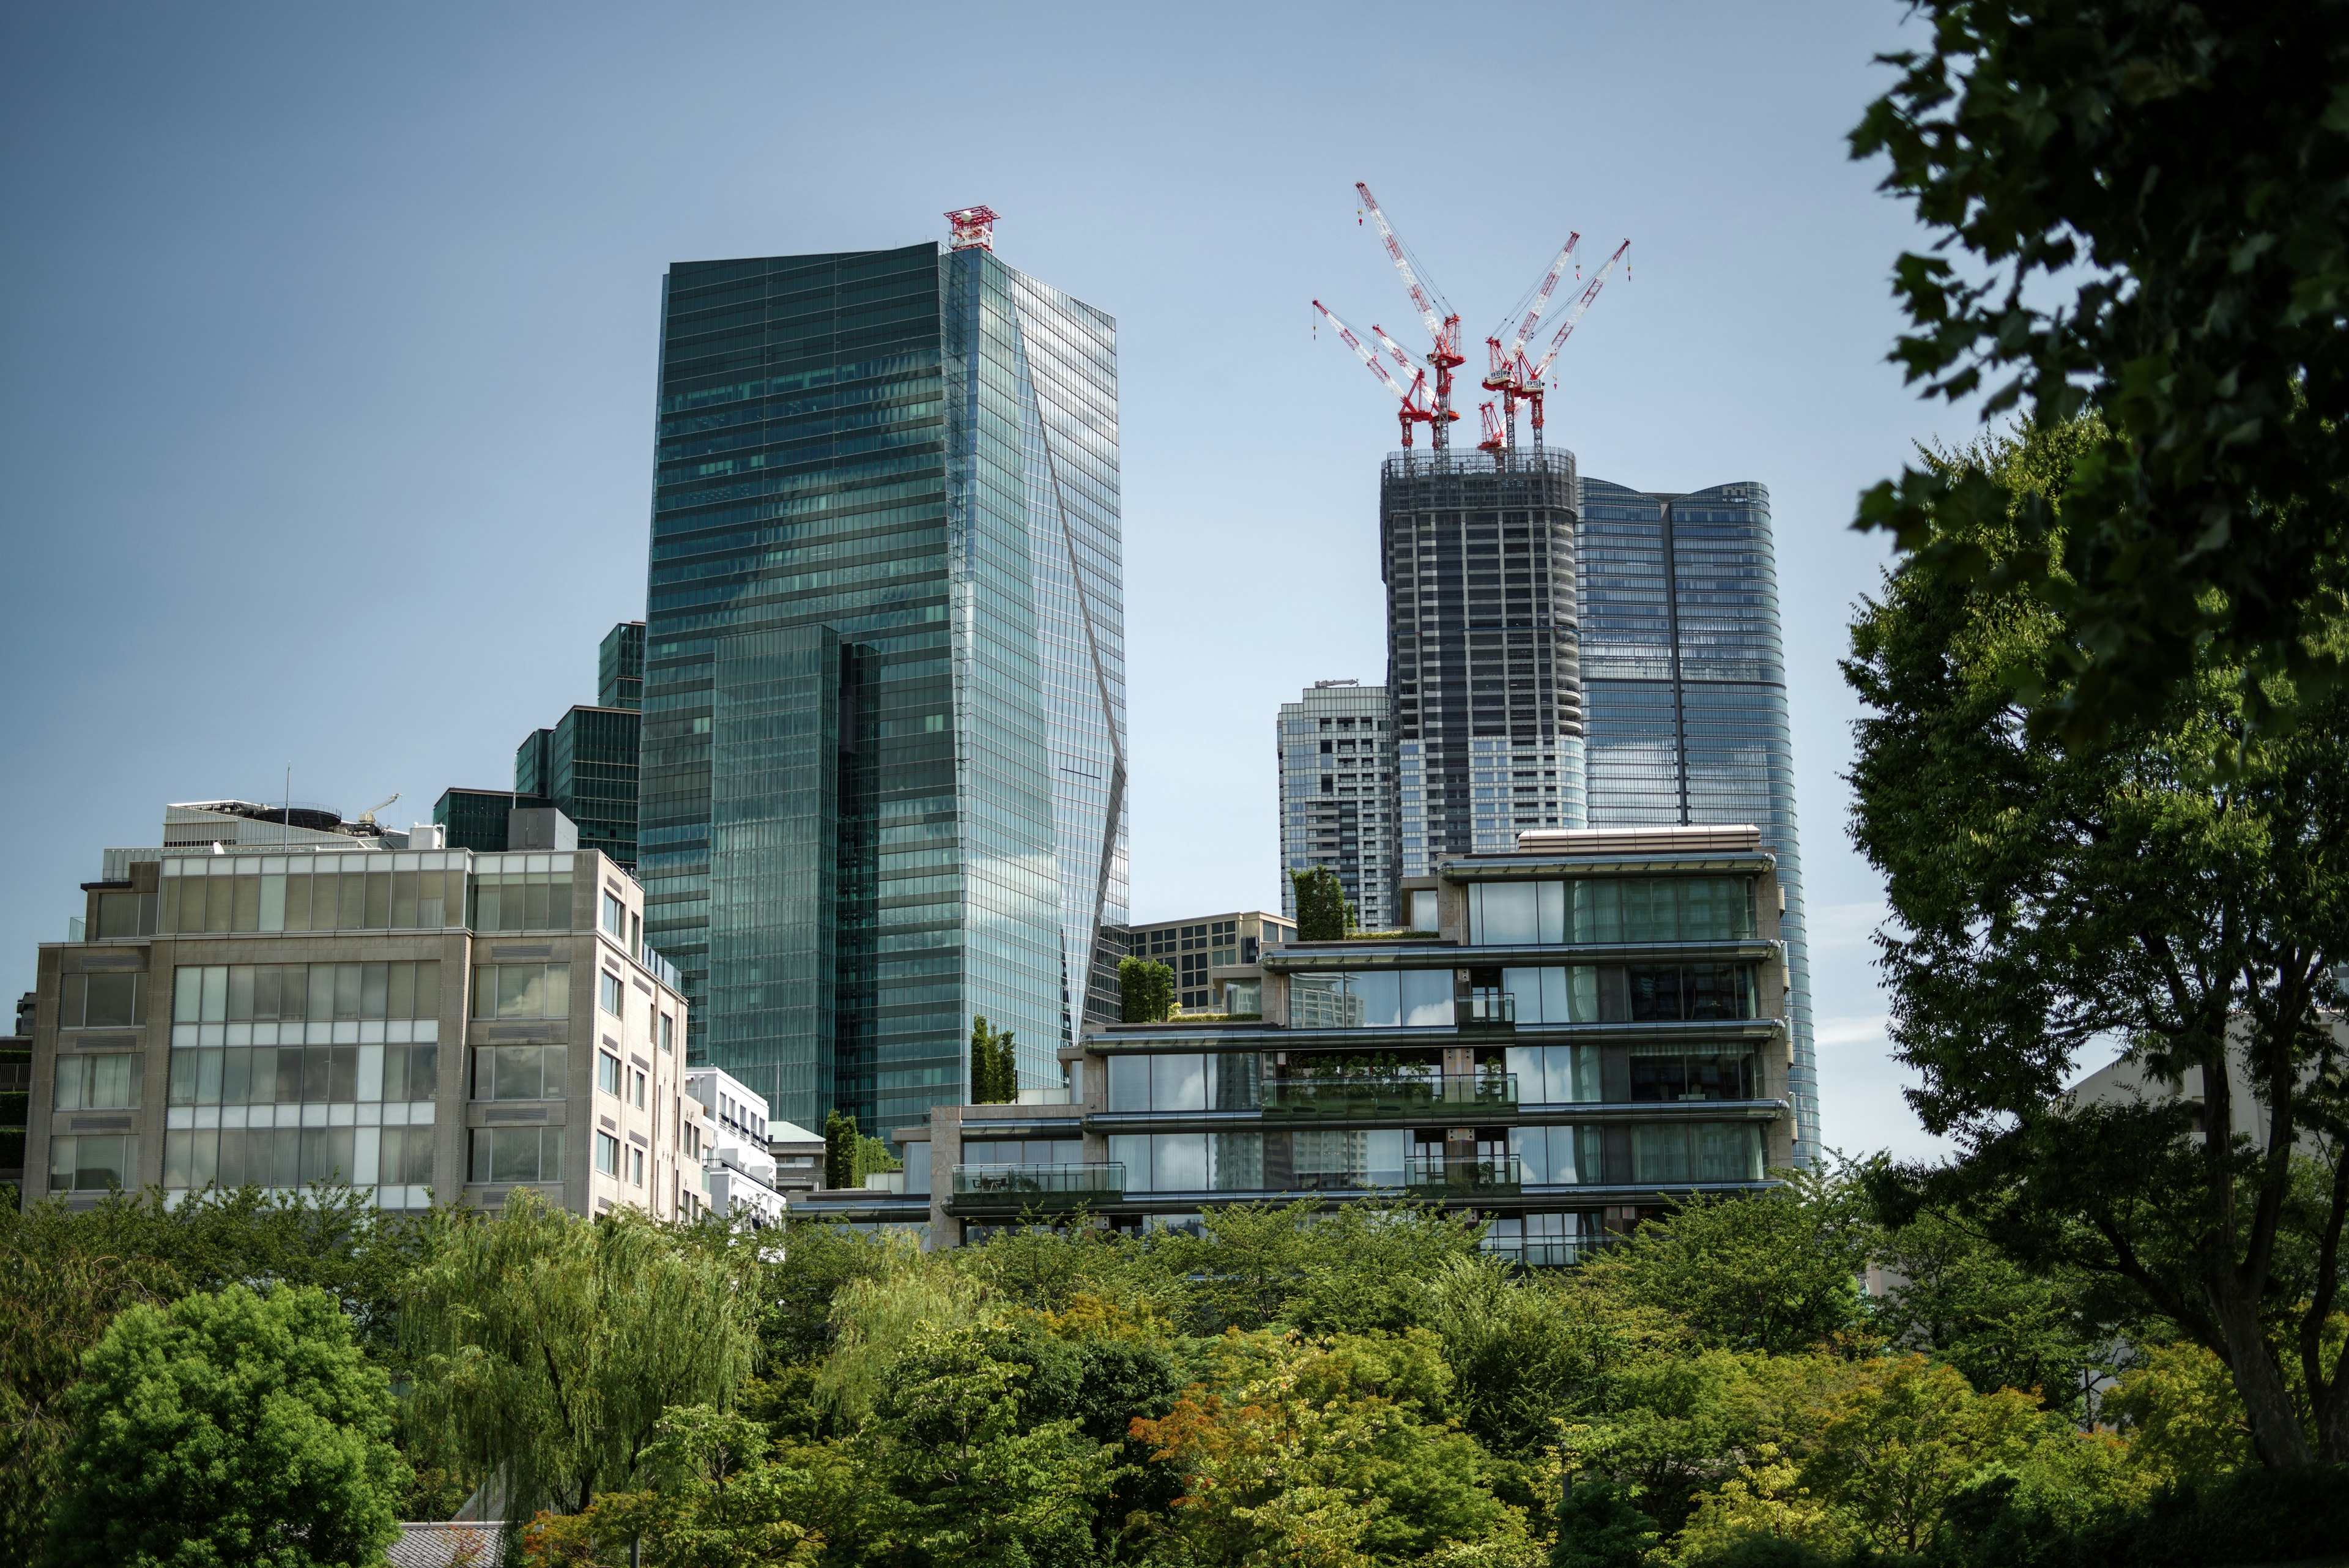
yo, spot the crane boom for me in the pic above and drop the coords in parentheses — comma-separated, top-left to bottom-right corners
(1314, 300, 1414, 400)
(1369, 323, 1427, 374)
(1528, 239, 1630, 381)
(1354, 181, 1449, 343)
(1501, 232, 1581, 359)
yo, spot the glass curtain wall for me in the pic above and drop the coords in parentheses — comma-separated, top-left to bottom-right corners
(1576, 479, 1814, 1162)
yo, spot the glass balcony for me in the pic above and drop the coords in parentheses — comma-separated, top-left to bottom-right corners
(948, 1162, 1124, 1213)
(1461, 989, 1515, 1028)
(1403, 1154, 1523, 1197)
(1259, 1072, 1517, 1121)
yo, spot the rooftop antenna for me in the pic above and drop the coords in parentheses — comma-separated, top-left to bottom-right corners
(945, 206, 1000, 251)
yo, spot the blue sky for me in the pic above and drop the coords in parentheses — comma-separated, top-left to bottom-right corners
(0, 1, 1982, 1159)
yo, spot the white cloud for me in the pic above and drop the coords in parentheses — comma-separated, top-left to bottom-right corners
(1814, 1013, 1890, 1049)
(1808, 900, 1892, 952)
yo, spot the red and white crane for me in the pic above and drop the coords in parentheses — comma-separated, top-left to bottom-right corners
(1313, 300, 1434, 447)
(1350, 182, 1465, 448)
(1480, 232, 1579, 451)
(1513, 237, 1630, 453)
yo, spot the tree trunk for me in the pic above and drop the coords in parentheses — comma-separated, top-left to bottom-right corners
(2210, 1278, 2310, 1468)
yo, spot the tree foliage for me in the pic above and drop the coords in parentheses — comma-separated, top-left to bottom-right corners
(1849, 0, 2349, 742)
(43, 1283, 407, 1568)
(1291, 868, 1355, 942)
(1846, 416, 2349, 1466)
(970, 1016, 1020, 1104)
(1117, 957, 1174, 1024)
(401, 1191, 757, 1520)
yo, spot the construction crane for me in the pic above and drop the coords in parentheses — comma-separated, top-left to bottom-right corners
(355, 793, 400, 829)
(1512, 238, 1631, 453)
(1481, 232, 1581, 450)
(1353, 182, 1464, 447)
(1313, 300, 1434, 446)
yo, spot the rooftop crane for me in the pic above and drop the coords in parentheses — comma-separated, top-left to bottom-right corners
(1354, 182, 1465, 447)
(1482, 232, 1580, 449)
(1313, 300, 1434, 447)
(1512, 238, 1630, 453)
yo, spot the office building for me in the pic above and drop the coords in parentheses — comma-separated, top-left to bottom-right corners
(637, 225, 1127, 1135)
(1277, 681, 1400, 931)
(23, 804, 710, 1221)
(1123, 910, 1296, 1016)
(599, 621, 644, 711)
(1383, 451, 1587, 886)
(888, 825, 1797, 1254)
(1575, 480, 1814, 1163)
(432, 788, 544, 855)
(508, 622, 645, 869)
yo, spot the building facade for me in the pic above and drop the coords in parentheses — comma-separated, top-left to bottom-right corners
(636, 237, 1127, 1135)
(24, 817, 709, 1222)
(1575, 480, 1814, 1162)
(887, 826, 1797, 1257)
(1123, 910, 1297, 1016)
(1277, 681, 1400, 932)
(1383, 451, 1588, 888)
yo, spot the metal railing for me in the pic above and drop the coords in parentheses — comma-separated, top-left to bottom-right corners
(1461, 989, 1515, 1027)
(948, 1162, 1124, 1211)
(1403, 1154, 1523, 1196)
(1260, 1072, 1516, 1120)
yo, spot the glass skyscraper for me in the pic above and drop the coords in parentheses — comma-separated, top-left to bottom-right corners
(637, 240, 1127, 1134)
(1576, 480, 1815, 1162)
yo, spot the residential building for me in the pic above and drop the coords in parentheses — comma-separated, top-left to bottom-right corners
(1384, 450, 1588, 890)
(1277, 681, 1400, 931)
(894, 825, 1797, 1257)
(1121, 910, 1295, 1016)
(1575, 480, 1814, 1163)
(636, 221, 1127, 1135)
(23, 803, 708, 1222)
(683, 1068, 806, 1227)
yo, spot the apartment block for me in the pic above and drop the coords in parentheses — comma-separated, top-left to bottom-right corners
(890, 825, 1797, 1257)
(24, 806, 709, 1221)
(1121, 910, 1295, 1016)
(1277, 681, 1400, 931)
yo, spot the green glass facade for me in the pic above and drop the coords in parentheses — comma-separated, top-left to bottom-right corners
(599, 621, 644, 710)
(431, 787, 544, 853)
(505, 624, 644, 869)
(640, 242, 1126, 1132)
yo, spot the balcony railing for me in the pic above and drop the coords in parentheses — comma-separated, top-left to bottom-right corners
(948, 1162, 1124, 1213)
(1404, 1154, 1523, 1197)
(1461, 989, 1515, 1028)
(1260, 1072, 1516, 1121)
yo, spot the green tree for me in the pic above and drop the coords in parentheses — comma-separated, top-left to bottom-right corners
(521, 1406, 821, 1568)
(968, 1016, 1019, 1104)
(402, 1191, 757, 1520)
(1290, 867, 1354, 942)
(823, 1112, 858, 1191)
(1549, 1480, 1656, 1568)
(1573, 1170, 1877, 1358)
(42, 1283, 407, 1568)
(1869, 1207, 2114, 1413)
(1116, 956, 1174, 1024)
(1849, 0, 2349, 743)
(1844, 419, 2349, 1465)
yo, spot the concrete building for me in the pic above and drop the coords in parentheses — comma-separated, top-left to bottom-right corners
(1277, 681, 1400, 931)
(1575, 480, 1814, 1164)
(887, 825, 1797, 1257)
(685, 1065, 810, 1227)
(1383, 450, 1588, 883)
(24, 803, 710, 1222)
(1121, 910, 1294, 1016)
(637, 224, 1127, 1134)
(1, 993, 31, 1191)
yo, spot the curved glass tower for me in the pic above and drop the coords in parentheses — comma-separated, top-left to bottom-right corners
(1576, 479, 1815, 1164)
(637, 241, 1126, 1134)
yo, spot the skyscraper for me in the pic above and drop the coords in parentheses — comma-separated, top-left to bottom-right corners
(1385, 450, 1587, 887)
(1277, 680, 1399, 931)
(1576, 479, 1815, 1163)
(637, 235, 1127, 1133)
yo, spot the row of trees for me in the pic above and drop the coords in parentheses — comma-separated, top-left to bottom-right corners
(1, 1167, 2337, 1568)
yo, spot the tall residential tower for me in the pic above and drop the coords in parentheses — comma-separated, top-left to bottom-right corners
(1576, 479, 1814, 1163)
(1386, 450, 1587, 889)
(636, 236, 1127, 1133)
(1277, 680, 1398, 931)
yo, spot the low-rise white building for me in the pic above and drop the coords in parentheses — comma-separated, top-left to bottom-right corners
(686, 1067, 788, 1228)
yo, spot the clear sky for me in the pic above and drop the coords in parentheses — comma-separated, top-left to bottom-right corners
(0, 1, 1983, 1160)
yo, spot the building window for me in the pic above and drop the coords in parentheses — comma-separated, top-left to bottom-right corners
(631, 1068, 647, 1109)
(470, 964, 570, 1020)
(472, 1044, 567, 1101)
(466, 863, 576, 934)
(53, 1053, 141, 1110)
(595, 1131, 620, 1176)
(169, 1042, 437, 1107)
(59, 973, 148, 1030)
(602, 891, 626, 939)
(177, 962, 441, 1029)
(161, 857, 466, 935)
(94, 890, 152, 939)
(658, 1013, 674, 1053)
(598, 1052, 621, 1097)
(471, 1126, 565, 1184)
(630, 1146, 645, 1186)
(48, 1134, 131, 1192)
(599, 971, 623, 1017)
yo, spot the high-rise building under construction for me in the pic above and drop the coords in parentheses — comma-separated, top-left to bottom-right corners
(1386, 449, 1586, 882)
